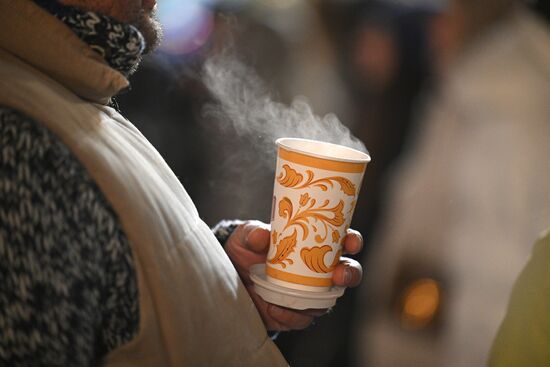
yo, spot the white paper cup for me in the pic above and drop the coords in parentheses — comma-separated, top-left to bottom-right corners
(266, 138, 370, 292)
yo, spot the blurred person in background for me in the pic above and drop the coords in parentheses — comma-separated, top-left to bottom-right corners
(357, 0, 550, 366)
(0, 0, 365, 365)
(342, 0, 437, 251)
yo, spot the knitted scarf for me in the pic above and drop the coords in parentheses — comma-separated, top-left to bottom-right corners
(32, 0, 146, 76)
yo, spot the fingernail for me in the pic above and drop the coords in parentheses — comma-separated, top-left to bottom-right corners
(344, 268, 352, 284)
(245, 227, 259, 244)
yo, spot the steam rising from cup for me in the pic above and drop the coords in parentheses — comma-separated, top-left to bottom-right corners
(202, 52, 368, 162)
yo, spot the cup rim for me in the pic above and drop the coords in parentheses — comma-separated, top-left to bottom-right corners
(276, 137, 371, 164)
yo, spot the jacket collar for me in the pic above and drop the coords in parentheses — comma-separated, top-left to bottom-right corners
(0, 0, 129, 105)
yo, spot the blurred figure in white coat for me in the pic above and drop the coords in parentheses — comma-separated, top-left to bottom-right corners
(357, 0, 550, 366)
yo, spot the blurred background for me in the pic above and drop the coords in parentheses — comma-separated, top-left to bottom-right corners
(116, 0, 550, 366)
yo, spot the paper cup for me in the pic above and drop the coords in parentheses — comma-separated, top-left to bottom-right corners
(266, 138, 370, 292)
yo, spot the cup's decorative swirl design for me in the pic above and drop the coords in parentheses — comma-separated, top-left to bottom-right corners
(300, 246, 342, 274)
(268, 194, 345, 268)
(277, 164, 357, 196)
(267, 139, 369, 291)
(268, 229, 297, 268)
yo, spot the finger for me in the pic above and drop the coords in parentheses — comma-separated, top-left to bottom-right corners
(332, 257, 362, 287)
(268, 304, 314, 330)
(248, 287, 291, 331)
(238, 221, 271, 254)
(343, 228, 363, 255)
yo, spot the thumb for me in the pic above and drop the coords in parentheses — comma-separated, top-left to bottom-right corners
(240, 221, 271, 254)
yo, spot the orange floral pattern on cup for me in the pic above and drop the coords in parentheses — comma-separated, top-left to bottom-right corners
(277, 164, 357, 196)
(300, 246, 342, 274)
(268, 163, 354, 273)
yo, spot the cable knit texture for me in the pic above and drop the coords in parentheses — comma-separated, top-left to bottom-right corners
(0, 107, 139, 365)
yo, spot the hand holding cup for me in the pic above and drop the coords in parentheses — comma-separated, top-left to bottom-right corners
(224, 220, 363, 331)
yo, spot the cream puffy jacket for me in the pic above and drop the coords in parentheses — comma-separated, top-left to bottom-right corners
(0, 1, 287, 366)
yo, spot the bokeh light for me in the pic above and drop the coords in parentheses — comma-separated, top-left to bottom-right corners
(400, 278, 441, 330)
(157, 0, 215, 55)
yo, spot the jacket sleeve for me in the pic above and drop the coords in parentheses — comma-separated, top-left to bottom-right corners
(211, 219, 244, 247)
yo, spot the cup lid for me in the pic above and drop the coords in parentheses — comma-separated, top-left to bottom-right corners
(250, 264, 345, 310)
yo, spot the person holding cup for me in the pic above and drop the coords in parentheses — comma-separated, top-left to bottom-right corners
(0, 0, 364, 365)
